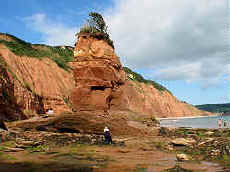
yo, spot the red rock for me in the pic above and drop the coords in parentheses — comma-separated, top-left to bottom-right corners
(0, 33, 211, 120)
(0, 43, 74, 118)
(71, 34, 126, 112)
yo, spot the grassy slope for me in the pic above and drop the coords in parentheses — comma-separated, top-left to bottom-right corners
(195, 103, 230, 113)
(123, 67, 172, 94)
(0, 33, 74, 71)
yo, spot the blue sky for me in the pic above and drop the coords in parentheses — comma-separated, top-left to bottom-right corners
(0, 0, 229, 105)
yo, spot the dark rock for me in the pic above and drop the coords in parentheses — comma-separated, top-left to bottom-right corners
(164, 164, 193, 172)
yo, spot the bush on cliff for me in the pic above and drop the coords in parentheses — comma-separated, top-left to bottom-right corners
(77, 12, 114, 48)
(0, 33, 74, 71)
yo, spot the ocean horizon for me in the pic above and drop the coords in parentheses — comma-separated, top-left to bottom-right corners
(159, 115, 230, 129)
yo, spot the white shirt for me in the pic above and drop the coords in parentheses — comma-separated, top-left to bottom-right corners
(104, 128, 109, 132)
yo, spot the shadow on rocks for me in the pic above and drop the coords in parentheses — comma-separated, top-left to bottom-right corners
(163, 164, 193, 172)
(0, 162, 93, 172)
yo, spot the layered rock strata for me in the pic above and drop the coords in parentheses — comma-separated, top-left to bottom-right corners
(0, 33, 211, 119)
(0, 59, 26, 121)
(116, 80, 210, 117)
(71, 34, 126, 112)
(0, 44, 74, 118)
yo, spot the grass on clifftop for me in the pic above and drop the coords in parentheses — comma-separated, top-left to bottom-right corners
(123, 67, 172, 94)
(0, 33, 74, 71)
(76, 12, 114, 48)
(77, 26, 114, 48)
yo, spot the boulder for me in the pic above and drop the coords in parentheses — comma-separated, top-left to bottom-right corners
(205, 131, 214, 136)
(198, 138, 214, 146)
(171, 138, 196, 146)
(176, 153, 190, 161)
(4, 147, 24, 152)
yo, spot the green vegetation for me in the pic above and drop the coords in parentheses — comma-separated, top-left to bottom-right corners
(123, 67, 172, 94)
(26, 145, 50, 153)
(77, 12, 114, 48)
(24, 81, 32, 92)
(195, 103, 230, 113)
(136, 167, 147, 172)
(87, 12, 108, 33)
(164, 164, 193, 172)
(152, 141, 167, 150)
(0, 33, 74, 71)
(151, 117, 160, 125)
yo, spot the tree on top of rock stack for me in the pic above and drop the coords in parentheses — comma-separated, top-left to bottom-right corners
(71, 12, 126, 113)
(77, 12, 114, 48)
(88, 12, 107, 33)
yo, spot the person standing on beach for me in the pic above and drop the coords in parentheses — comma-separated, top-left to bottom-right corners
(223, 119, 227, 128)
(218, 118, 222, 128)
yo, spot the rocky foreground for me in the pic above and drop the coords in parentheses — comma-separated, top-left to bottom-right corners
(0, 114, 229, 172)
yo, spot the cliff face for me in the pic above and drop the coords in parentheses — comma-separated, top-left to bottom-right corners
(0, 33, 210, 120)
(117, 80, 209, 117)
(0, 38, 75, 120)
(0, 57, 26, 121)
(70, 33, 210, 117)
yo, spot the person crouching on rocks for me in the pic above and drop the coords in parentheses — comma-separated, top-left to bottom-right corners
(104, 126, 112, 144)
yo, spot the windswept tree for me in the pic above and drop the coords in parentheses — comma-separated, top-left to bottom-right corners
(78, 12, 114, 48)
(87, 12, 108, 34)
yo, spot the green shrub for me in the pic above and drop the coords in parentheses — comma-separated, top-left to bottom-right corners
(88, 12, 107, 33)
(79, 25, 99, 34)
(77, 12, 114, 48)
(123, 67, 172, 94)
(0, 33, 74, 71)
(151, 117, 160, 124)
(24, 81, 32, 92)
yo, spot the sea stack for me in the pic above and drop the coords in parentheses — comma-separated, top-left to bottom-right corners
(70, 33, 126, 112)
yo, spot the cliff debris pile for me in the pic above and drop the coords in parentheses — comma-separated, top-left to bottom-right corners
(71, 33, 126, 112)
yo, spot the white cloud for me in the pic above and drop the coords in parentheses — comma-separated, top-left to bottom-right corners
(23, 0, 229, 88)
(153, 59, 229, 88)
(24, 13, 78, 46)
(104, 0, 229, 86)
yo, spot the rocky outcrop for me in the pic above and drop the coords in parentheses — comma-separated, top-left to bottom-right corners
(8, 112, 146, 136)
(71, 33, 126, 112)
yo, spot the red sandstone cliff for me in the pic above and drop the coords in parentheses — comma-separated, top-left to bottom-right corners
(0, 57, 26, 121)
(70, 33, 210, 117)
(0, 36, 75, 120)
(117, 80, 209, 117)
(0, 33, 210, 121)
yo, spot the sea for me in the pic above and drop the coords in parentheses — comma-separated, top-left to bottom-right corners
(159, 115, 230, 129)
